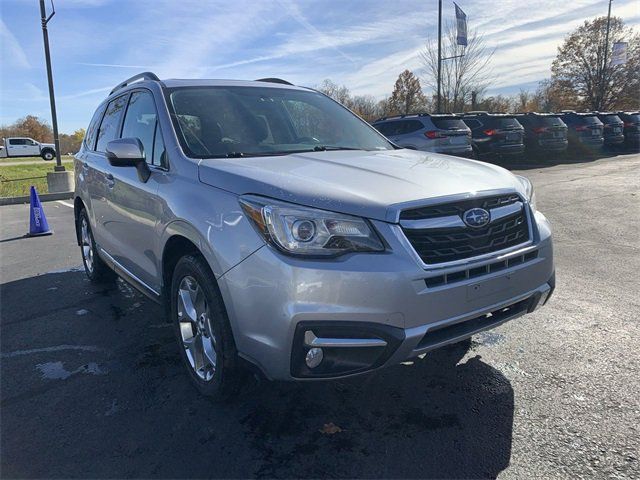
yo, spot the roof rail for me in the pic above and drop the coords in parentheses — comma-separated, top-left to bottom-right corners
(255, 77, 294, 86)
(110, 72, 160, 95)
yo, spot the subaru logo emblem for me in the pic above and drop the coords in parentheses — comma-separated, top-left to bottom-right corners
(463, 208, 490, 228)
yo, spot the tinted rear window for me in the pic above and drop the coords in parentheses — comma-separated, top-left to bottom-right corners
(600, 115, 622, 124)
(622, 114, 640, 122)
(581, 115, 603, 125)
(432, 118, 467, 129)
(497, 117, 522, 129)
(540, 116, 565, 127)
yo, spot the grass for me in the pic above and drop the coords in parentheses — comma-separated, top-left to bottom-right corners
(0, 162, 74, 197)
(0, 155, 74, 164)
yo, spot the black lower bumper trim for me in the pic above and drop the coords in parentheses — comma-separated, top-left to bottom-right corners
(291, 321, 404, 378)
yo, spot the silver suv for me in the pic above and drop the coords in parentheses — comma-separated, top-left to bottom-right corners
(372, 113, 472, 157)
(74, 73, 554, 399)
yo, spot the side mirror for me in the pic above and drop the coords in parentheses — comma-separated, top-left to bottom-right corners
(105, 138, 151, 182)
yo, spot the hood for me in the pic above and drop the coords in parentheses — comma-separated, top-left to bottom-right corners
(198, 149, 525, 222)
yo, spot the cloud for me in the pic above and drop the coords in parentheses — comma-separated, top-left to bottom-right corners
(0, 18, 29, 68)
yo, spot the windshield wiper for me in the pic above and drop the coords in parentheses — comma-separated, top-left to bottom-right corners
(226, 152, 245, 158)
(313, 145, 362, 151)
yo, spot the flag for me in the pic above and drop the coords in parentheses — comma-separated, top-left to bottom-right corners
(611, 42, 627, 66)
(454, 2, 468, 46)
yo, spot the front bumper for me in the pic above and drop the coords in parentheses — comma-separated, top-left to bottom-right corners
(219, 210, 554, 381)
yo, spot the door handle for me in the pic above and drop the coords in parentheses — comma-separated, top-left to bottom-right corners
(106, 173, 115, 188)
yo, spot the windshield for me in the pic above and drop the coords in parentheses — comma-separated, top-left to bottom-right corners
(166, 86, 393, 158)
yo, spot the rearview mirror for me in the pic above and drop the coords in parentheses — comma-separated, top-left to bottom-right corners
(105, 138, 151, 182)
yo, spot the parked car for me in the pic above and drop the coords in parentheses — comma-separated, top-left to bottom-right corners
(461, 113, 525, 159)
(74, 73, 555, 399)
(0, 137, 56, 160)
(616, 111, 640, 149)
(595, 112, 625, 149)
(371, 113, 472, 157)
(558, 112, 604, 153)
(514, 113, 568, 156)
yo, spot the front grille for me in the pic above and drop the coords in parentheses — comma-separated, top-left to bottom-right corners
(401, 194, 531, 264)
(401, 193, 520, 220)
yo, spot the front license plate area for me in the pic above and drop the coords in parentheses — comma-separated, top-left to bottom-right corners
(467, 273, 516, 302)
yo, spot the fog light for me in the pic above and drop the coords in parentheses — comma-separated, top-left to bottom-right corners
(305, 347, 323, 368)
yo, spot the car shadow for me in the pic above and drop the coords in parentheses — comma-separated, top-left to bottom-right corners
(1, 271, 514, 479)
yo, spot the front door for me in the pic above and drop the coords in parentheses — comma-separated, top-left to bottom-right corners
(102, 89, 167, 292)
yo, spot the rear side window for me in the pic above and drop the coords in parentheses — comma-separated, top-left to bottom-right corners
(432, 118, 467, 129)
(400, 120, 424, 134)
(8, 139, 27, 145)
(373, 122, 395, 136)
(84, 104, 106, 151)
(96, 95, 128, 152)
(121, 91, 159, 165)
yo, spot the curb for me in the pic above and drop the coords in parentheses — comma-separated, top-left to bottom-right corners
(0, 191, 73, 206)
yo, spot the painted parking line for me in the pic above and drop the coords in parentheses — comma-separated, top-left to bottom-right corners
(56, 200, 74, 208)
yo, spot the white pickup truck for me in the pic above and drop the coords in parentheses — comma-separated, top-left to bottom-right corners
(0, 137, 56, 160)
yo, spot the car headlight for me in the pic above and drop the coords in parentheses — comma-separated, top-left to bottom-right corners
(516, 175, 537, 212)
(239, 195, 385, 257)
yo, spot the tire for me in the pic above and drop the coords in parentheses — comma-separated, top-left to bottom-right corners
(78, 209, 115, 283)
(41, 150, 55, 161)
(170, 254, 244, 400)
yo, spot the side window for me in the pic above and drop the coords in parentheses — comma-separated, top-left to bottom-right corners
(84, 105, 106, 151)
(96, 95, 128, 152)
(9, 139, 26, 145)
(403, 120, 423, 134)
(121, 91, 159, 165)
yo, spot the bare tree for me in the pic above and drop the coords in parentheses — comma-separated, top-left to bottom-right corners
(420, 22, 494, 112)
(349, 95, 379, 122)
(551, 16, 639, 110)
(317, 79, 352, 106)
(389, 70, 428, 115)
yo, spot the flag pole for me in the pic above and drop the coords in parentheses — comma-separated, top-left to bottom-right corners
(437, 0, 442, 113)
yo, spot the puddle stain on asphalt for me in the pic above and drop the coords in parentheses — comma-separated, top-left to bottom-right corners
(1, 345, 102, 358)
(36, 361, 107, 380)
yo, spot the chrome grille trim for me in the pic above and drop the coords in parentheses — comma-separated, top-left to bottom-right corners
(396, 192, 534, 268)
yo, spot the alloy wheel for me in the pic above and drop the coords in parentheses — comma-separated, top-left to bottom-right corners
(177, 275, 217, 381)
(81, 217, 94, 273)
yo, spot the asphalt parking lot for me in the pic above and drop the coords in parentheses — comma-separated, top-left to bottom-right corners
(1, 153, 639, 479)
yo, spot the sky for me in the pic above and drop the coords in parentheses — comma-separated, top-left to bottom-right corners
(1, 0, 639, 133)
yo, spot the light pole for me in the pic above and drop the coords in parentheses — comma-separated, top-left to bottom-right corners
(39, 0, 63, 172)
(437, 0, 442, 113)
(600, 0, 613, 110)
